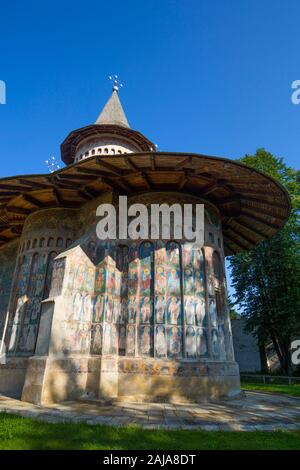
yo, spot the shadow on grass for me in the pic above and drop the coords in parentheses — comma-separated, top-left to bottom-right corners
(0, 413, 300, 450)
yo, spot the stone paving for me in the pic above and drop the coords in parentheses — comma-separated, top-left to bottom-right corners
(0, 391, 300, 431)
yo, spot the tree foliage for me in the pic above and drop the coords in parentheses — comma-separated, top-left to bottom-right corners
(229, 149, 300, 374)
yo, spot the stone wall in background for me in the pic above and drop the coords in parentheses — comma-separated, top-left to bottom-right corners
(231, 318, 261, 373)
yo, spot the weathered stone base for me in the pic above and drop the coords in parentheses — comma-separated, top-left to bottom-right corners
(0, 358, 29, 399)
(117, 357, 240, 402)
(18, 355, 240, 405)
(21, 356, 90, 405)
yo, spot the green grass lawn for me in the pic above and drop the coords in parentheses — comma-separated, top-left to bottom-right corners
(241, 382, 300, 398)
(0, 413, 300, 450)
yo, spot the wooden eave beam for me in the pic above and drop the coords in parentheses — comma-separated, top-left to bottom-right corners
(223, 231, 249, 251)
(240, 211, 281, 230)
(234, 219, 267, 239)
(96, 158, 122, 176)
(223, 224, 257, 246)
(75, 167, 110, 177)
(22, 194, 44, 208)
(174, 157, 191, 170)
(0, 184, 32, 192)
(6, 206, 31, 215)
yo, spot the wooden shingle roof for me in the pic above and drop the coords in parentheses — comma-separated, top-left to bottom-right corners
(0, 152, 290, 256)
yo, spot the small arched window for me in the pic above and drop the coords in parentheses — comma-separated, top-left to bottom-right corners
(39, 238, 45, 248)
(47, 237, 54, 247)
(66, 238, 72, 247)
(33, 239, 38, 249)
(56, 237, 63, 248)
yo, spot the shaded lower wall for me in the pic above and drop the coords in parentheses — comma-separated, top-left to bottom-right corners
(0, 241, 23, 398)
(20, 355, 240, 405)
(117, 358, 240, 402)
(0, 358, 28, 398)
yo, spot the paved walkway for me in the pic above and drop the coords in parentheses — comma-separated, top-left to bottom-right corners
(0, 391, 300, 431)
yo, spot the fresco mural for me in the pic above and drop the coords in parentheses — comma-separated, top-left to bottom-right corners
(60, 249, 96, 354)
(0, 243, 17, 342)
(153, 241, 182, 358)
(168, 325, 182, 358)
(138, 241, 154, 356)
(17, 252, 48, 355)
(3, 233, 225, 362)
(182, 245, 207, 358)
(6, 254, 31, 353)
(43, 251, 58, 299)
(211, 328, 220, 359)
(49, 258, 65, 297)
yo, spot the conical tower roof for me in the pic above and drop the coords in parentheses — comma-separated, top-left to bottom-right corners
(95, 89, 130, 128)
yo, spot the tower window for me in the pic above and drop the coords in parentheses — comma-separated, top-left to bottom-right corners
(56, 237, 63, 248)
(47, 237, 54, 247)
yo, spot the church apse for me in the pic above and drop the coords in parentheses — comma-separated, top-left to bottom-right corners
(0, 82, 290, 404)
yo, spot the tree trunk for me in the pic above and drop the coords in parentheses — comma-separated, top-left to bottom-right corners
(258, 341, 269, 374)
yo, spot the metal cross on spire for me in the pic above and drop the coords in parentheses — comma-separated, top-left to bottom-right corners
(109, 74, 123, 93)
(45, 156, 60, 173)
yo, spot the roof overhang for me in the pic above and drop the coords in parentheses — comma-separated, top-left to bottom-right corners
(0, 152, 291, 256)
(60, 124, 155, 164)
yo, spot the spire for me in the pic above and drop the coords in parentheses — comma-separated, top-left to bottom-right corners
(95, 75, 130, 128)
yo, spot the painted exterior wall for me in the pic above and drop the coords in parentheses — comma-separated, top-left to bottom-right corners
(0, 191, 240, 404)
(0, 241, 18, 340)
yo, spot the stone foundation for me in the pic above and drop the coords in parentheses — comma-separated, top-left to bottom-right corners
(117, 358, 240, 402)
(19, 355, 240, 405)
(0, 358, 29, 399)
(1, 194, 241, 406)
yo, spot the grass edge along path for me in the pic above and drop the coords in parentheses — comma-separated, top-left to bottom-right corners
(0, 413, 300, 450)
(241, 382, 300, 398)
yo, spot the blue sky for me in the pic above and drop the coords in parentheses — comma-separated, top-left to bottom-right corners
(0, 0, 299, 302)
(1, 0, 299, 176)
